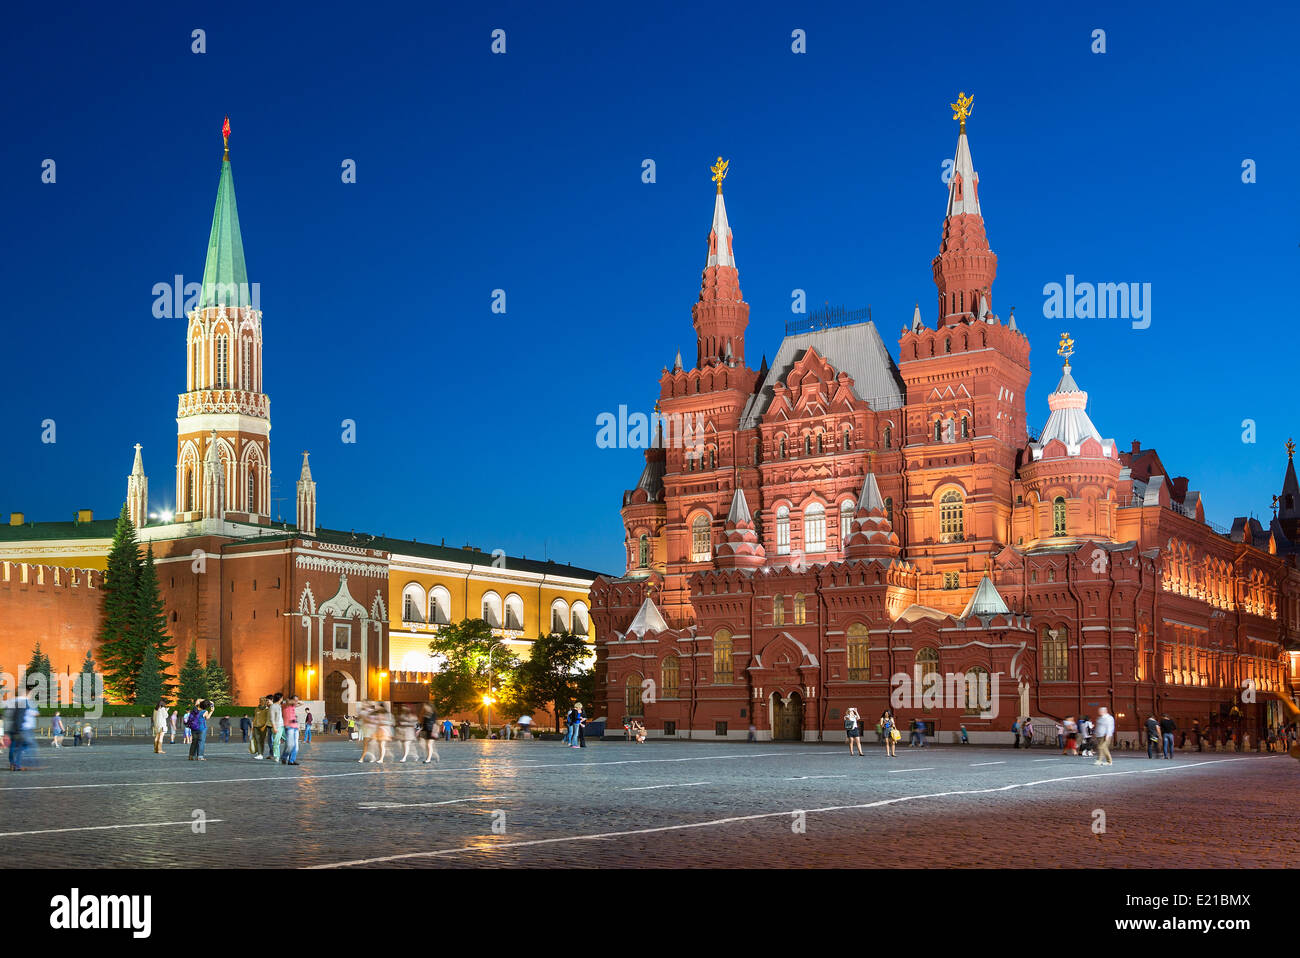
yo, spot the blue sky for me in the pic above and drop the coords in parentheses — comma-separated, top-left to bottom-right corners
(2, 1, 1297, 573)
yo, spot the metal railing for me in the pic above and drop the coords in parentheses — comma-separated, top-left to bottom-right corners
(785, 305, 871, 335)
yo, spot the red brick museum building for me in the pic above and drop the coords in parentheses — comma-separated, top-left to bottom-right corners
(590, 109, 1300, 745)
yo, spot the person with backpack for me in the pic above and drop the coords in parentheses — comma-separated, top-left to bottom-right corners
(187, 699, 214, 761)
(182, 708, 193, 746)
(844, 707, 864, 755)
(239, 712, 252, 743)
(1021, 718, 1033, 749)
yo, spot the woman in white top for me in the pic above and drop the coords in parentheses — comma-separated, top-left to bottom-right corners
(152, 701, 169, 754)
(844, 707, 864, 755)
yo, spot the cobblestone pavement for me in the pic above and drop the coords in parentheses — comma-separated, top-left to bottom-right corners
(2, 736, 1295, 868)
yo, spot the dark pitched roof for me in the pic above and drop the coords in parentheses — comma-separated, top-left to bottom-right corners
(0, 518, 119, 541)
(314, 528, 608, 580)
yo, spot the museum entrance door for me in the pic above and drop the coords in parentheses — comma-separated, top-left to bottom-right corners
(772, 691, 804, 741)
(324, 670, 356, 722)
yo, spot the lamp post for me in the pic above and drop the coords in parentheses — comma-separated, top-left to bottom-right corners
(307, 667, 316, 700)
(485, 641, 498, 735)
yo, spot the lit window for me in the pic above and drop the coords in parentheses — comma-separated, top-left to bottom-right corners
(804, 503, 826, 552)
(776, 506, 790, 555)
(481, 592, 502, 629)
(773, 595, 785, 627)
(940, 491, 965, 542)
(505, 594, 524, 631)
(793, 593, 806, 625)
(847, 623, 869, 680)
(943, 572, 960, 590)
(691, 514, 712, 562)
(917, 647, 939, 683)
(429, 587, 450, 625)
(1053, 497, 1067, 536)
(1042, 625, 1068, 680)
(713, 630, 733, 684)
(963, 667, 990, 713)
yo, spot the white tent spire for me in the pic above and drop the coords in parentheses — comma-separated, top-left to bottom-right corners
(945, 124, 981, 217)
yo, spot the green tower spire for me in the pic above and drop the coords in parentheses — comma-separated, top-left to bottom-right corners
(199, 116, 251, 309)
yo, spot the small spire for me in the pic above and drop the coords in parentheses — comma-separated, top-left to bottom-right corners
(299, 450, 313, 481)
(673, 348, 683, 372)
(911, 303, 924, 332)
(945, 94, 981, 217)
(856, 471, 886, 513)
(727, 488, 752, 524)
(706, 164, 736, 269)
(1008, 306, 1018, 331)
(131, 442, 145, 476)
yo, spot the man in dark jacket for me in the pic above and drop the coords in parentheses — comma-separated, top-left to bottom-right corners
(1159, 714, 1177, 760)
(1145, 715, 1160, 759)
(239, 714, 252, 742)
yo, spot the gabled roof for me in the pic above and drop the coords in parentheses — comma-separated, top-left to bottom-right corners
(739, 320, 904, 428)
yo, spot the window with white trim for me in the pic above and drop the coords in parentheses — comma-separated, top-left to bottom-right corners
(804, 502, 826, 553)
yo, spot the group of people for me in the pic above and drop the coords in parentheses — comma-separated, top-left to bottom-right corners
(563, 703, 587, 747)
(1053, 709, 1117, 764)
(353, 701, 441, 764)
(623, 718, 647, 743)
(843, 708, 914, 757)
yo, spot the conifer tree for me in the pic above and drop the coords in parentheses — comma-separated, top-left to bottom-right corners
(177, 645, 207, 705)
(25, 642, 52, 702)
(203, 659, 231, 706)
(96, 505, 141, 701)
(133, 544, 176, 700)
(135, 643, 164, 711)
(78, 650, 97, 709)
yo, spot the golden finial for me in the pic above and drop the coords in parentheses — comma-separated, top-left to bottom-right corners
(950, 92, 974, 132)
(710, 156, 729, 194)
(222, 115, 231, 161)
(1287, 438, 1296, 460)
(1057, 331, 1074, 366)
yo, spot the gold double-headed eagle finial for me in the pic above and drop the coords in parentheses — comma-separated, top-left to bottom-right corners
(1057, 332, 1075, 365)
(950, 92, 974, 131)
(710, 156, 729, 193)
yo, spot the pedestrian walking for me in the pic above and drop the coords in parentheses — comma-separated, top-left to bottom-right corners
(81, 723, 95, 747)
(182, 709, 193, 746)
(960, 724, 969, 745)
(880, 709, 899, 757)
(168, 709, 177, 744)
(518, 714, 533, 740)
(1145, 715, 1160, 759)
(218, 715, 231, 743)
(239, 713, 251, 742)
(51, 712, 65, 748)
(1159, 714, 1176, 760)
(1093, 706, 1115, 766)
(844, 707, 864, 755)
(395, 704, 418, 762)
(1063, 716, 1078, 755)
(187, 699, 214, 761)
(281, 695, 301, 765)
(357, 705, 379, 762)
(419, 704, 440, 764)
(6, 690, 37, 770)
(1192, 719, 1202, 752)
(1022, 717, 1033, 749)
(303, 709, 314, 744)
(268, 692, 285, 762)
(152, 700, 169, 754)
(250, 696, 269, 759)
(916, 718, 927, 748)
(1012, 719, 1020, 749)
(374, 703, 394, 762)
(441, 718, 453, 743)
(1079, 716, 1094, 755)
(460, 720, 470, 742)
(1054, 722, 1064, 750)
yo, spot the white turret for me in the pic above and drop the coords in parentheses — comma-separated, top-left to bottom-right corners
(296, 450, 317, 537)
(127, 444, 148, 528)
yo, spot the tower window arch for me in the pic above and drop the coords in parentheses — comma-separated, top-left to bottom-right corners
(945, 337, 952, 354)
(1053, 496, 1067, 536)
(843, 427, 851, 451)
(1042, 625, 1069, 680)
(246, 464, 257, 514)
(840, 500, 854, 543)
(773, 595, 785, 627)
(961, 415, 969, 439)
(638, 534, 650, 568)
(691, 514, 712, 562)
(916, 647, 939, 682)
(804, 502, 826, 552)
(884, 497, 894, 524)
(934, 419, 942, 442)
(215, 333, 229, 388)
(776, 506, 790, 555)
(939, 490, 965, 542)
(816, 433, 823, 455)
(804, 435, 812, 456)
(884, 425, 892, 449)
(661, 655, 679, 698)
(778, 436, 786, 459)
(625, 673, 645, 716)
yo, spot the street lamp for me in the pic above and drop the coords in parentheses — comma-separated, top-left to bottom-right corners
(306, 667, 316, 700)
(379, 671, 388, 701)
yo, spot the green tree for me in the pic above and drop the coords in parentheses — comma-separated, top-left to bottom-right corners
(427, 619, 520, 724)
(177, 645, 207, 705)
(132, 545, 176, 701)
(24, 642, 52, 702)
(134, 643, 164, 711)
(516, 630, 595, 731)
(96, 505, 141, 702)
(78, 649, 97, 709)
(204, 659, 232, 706)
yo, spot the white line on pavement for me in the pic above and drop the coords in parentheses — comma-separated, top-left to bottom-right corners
(1032, 758, 1062, 762)
(969, 762, 1006, 766)
(359, 798, 489, 809)
(888, 767, 935, 773)
(0, 751, 791, 792)
(621, 782, 711, 791)
(785, 775, 848, 780)
(0, 819, 223, 839)
(311, 759, 1249, 868)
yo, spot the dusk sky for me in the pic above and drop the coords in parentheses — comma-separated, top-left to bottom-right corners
(3, 0, 1297, 574)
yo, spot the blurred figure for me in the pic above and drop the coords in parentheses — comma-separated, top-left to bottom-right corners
(281, 695, 300, 765)
(6, 689, 37, 770)
(268, 693, 285, 763)
(51, 712, 65, 748)
(168, 709, 177, 744)
(395, 704, 418, 762)
(1093, 706, 1115, 766)
(218, 714, 231, 744)
(419, 704, 440, 764)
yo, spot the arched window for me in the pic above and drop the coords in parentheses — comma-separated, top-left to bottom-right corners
(191, 337, 202, 390)
(691, 515, 712, 562)
(481, 591, 502, 629)
(401, 583, 426, 624)
(884, 497, 894, 524)
(944, 337, 952, 354)
(661, 655, 679, 697)
(804, 502, 826, 553)
(428, 586, 451, 625)
(571, 601, 589, 635)
(713, 630, 733, 684)
(940, 491, 965, 542)
(504, 593, 524, 631)
(1042, 625, 1068, 680)
(840, 500, 855, 543)
(916, 647, 939, 683)
(776, 506, 790, 555)
(625, 673, 644, 716)
(550, 598, 570, 634)
(804, 435, 812, 456)
(778, 436, 786, 459)
(847, 623, 870, 679)
(963, 666, 990, 713)
(843, 427, 851, 451)
(215, 333, 229, 388)
(185, 468, 195, 512)
(934, 419, 943, 442)
(1053, 496, 1067, 536)
(708, 447, 715, 470)
(773, 595, 785, 627)
(246, 465, 256, 514)
(241, 338, 252, 389)
(961, 416, 969, 439)
(816, 433, 823, 455)
(637, 534, 650, 568)
(793, 593, 806, 626)
(884, 425, 892, 449)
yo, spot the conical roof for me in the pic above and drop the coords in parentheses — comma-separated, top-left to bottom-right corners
(706, 189, 735, 269)
(945, 130, 981, 217)
(200, 133, 250, 309)
(727, 488, 752, 524)
(960, 574, 1010, 618)
(856, 471, 885, 513)
(625, 596, 670, 637)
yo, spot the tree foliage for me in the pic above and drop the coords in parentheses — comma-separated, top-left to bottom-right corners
(178, 645, 207, 706)
(427, 618, 521, 723)
(132, 544, 176, 702)
(204, 659, 232, 706)
(516, 630, 595, 731)
(25, 642, 52, 699)
(135, 643, 164, 711)
(97, 505, 142, 701)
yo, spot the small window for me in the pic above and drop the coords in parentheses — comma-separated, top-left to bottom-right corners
(804, 435, 812, 456)
(847, 623, 870, 680)
(638, 534, 650, 568)
(843, 428, 852, 451)
(804, 503, 826, 552)
(840, 500, 855, 543)
(940, 490, 964, 542)
(625, 674, 644, 717)
(664, 721, 677, 736)
(961, 416, 969, 439)
(885, 497, 893, 523)
(714, 721, 729, 736)
(773, 595, 785, 627)
(662, 655, 679, 698)
(884, 425, 892, 449)
(776, 506, 790, 555)
(943, 572, 960, 590)
(816, 433, 823, 455)
(1053, 497, 1067, 536)
(945, 338, 952, 354)
(333, 623, 352, 652)
(691, 514, 712, 562)
(778, 437, 786, 459)
(793, 593, 806, 625)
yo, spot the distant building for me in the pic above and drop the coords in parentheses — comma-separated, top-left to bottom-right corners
(591, 104, 1300, 744)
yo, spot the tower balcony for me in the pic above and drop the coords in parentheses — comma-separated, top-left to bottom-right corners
(177, 389, 270, 419)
